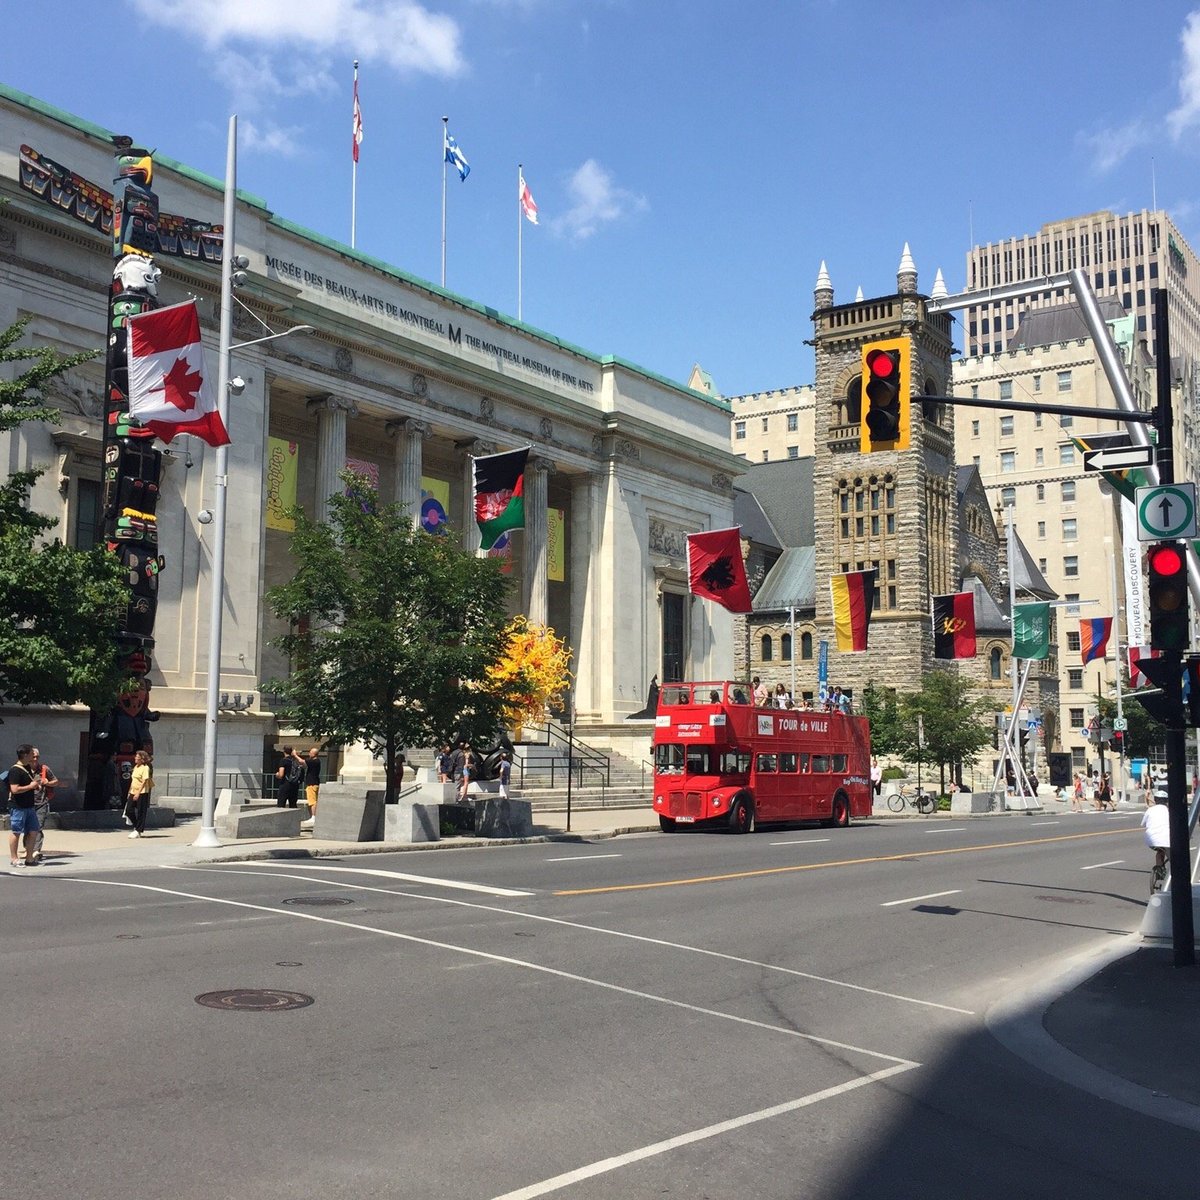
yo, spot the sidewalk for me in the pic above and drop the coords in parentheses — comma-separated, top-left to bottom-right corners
(11, 798, 1200, 1133)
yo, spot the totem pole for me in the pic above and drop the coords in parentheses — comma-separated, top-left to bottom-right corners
(82, 140, 165, 808)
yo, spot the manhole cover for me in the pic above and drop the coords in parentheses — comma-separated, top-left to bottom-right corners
(195, 989, 314, 1012)
(1035, 895, 1092, 905)
(281, 895, 354, 907)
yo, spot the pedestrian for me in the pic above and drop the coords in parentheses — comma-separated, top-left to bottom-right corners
(29, 747, 58, 862)
(125, 749, 154, 838)
(435, 744, 452, 783)
(1071, 773, 1084, 812)
(752, 676, 769, 706)
(7, 744, 40, 867)
(870, 757, 882, 797)
(304, 747, 322, 817)
(459, 745, 476, 801)
(1096, 773, 1114, 811)
(449, 741, 467, 790)
(275, 744, 304, 808)
(497, 752, 512, 800)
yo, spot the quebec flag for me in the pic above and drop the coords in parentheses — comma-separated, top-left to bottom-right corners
(444, 129, 470, 180)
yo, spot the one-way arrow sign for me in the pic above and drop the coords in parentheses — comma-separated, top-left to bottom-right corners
(1082, 444, 1155, 473)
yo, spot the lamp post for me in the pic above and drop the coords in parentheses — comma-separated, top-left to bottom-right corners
(194, 115, 312, 847)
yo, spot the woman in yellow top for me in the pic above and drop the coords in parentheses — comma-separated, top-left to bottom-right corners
(126, 750, 154, 839)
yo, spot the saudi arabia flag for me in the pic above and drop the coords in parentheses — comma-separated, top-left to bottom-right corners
(473, 447, 529, 550)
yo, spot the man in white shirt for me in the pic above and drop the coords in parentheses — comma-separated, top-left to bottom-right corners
(1142, 789, 1171, 883)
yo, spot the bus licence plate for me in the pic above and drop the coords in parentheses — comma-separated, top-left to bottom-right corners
(675, 815, 696, 823)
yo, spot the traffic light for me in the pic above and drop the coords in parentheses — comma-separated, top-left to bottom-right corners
(859, 337, 910, 452)
(1147, 540, 1190, 651)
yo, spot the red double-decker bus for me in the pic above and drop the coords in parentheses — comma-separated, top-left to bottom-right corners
(650, 681, 872, 833)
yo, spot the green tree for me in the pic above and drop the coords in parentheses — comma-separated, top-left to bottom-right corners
(893, 669, 996, 794)
(860, 681, 903, 756)
(0, 318, 129, 709)
(264, 474, 520, 800)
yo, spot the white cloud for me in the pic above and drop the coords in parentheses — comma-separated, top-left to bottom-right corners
(1167, 9, 1200, 139)
(1077, 120, 1153, 174)
(552, 159, 647, 241)
(240, 120, 307, 157)
(131, 0, 465, 76)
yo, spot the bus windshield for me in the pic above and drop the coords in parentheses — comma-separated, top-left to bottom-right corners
(654, 744, 750, 777)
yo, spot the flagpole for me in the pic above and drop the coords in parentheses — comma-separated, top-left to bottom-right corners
(441, 116, 448, 288)
(518, 164, 524, 321)
(1107, 536, 1126, 803)
(351, 60, 359, 249)
(196, 114, 238, 849)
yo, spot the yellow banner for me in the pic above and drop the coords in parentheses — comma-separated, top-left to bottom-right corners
(548, 507, 565, 582)
(420, 476, 452, 533)
(265, 437, 298, 531)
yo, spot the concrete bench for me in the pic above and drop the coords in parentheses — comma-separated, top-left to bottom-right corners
(216, 804, 303, 840)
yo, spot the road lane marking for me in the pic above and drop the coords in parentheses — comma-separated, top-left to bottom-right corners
(174, 865, 976, 1015)
(544, 853, 622, 862)
(881, 889, 962, 908)
(923, 827, 965, 834)
(769, 838, 830, 846)
(489, 1063, 919, 1200)
(61, 877, 918, 1065)
(218, 860, 533, 897)
(1080, 860, 1125, 870)
(553, 827, 1135, 897)
(1030, 821, 1060, 827)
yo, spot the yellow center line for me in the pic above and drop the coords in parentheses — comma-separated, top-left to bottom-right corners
(553, 827, 1135, 896)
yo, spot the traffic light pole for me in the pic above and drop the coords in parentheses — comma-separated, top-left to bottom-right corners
(1152, 289, 1195, 967)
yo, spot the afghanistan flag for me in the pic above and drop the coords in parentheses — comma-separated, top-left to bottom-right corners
(830, 569, 877, 652)
(932, 591, 977, 659)
(1012, 602, 1051, 660)
(1080, 617, 1113, 665)
(687, 528, 753, 613)
(473, 447, 529, 550)
(1069, 434, 1149, 503)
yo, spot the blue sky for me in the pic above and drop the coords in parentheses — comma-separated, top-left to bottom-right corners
(3, 1, 1199, 396)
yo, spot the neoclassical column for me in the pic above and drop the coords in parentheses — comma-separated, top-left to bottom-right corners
(460, 438, 496, 553)
(523, 455, 554, 625)
(386, 417, 431, 527)
(569, 471, 598, 721)
(307, 394, 358, 524)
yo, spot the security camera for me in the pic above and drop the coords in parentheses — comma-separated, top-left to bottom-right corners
(228, 376, 246, 395)
(197, 509, 213, 525)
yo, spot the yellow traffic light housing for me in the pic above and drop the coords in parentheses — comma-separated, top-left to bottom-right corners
(859, 337, 911, 452)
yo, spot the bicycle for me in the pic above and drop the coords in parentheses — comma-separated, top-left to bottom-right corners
(1150, 847, 1169, 895)
(888, 785, 938, 815)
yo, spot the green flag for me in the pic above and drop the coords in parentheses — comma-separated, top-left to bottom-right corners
(1013, 602, 1051, 660)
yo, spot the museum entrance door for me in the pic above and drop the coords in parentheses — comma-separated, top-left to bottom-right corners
(661, 591, 685, 684)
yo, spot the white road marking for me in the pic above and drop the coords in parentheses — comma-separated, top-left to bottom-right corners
(923, 827, 966, 834)
(62, 876, 919, 1066)
(218, 860, 533, 897)
(544, 853, 622, 862)
(881, 889, 962, 908)
(769, 838, 831, 847)
(488, 1064, 918, 1200)
(1080, 859, 1125, 871)
(1030, 821, 1060, 827)
(175, 865, 976, 1015)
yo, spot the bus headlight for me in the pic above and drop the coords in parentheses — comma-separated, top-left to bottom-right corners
(712, 795, 723, 808)
(654, 796, 663, 806)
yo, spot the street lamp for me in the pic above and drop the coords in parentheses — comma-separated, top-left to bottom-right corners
(194, 115, 312, 848)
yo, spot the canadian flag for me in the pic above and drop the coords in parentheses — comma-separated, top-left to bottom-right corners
(126, 300, 230, 447)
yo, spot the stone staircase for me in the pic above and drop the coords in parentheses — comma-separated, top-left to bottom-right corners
(511, 739, 651, 810)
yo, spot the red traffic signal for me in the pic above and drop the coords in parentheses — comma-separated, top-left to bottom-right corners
(859, 338, 910, 452)
(1147, 540, 1190, 652)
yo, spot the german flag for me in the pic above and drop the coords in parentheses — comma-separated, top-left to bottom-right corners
(932, 591, 976, 659)
(830, 569, 876, 652)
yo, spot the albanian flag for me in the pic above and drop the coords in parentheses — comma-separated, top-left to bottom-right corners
(473, 446, 529, 550)
(830, 569, 877, 652)
(687, 528, 752, 613)
(1080, 617, 1113, 665)
(932, 591, 977, 659)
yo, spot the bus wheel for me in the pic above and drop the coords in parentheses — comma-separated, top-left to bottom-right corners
(659, 815, 677, 832)
(729, 797, 755, 834)
(831, 794, 851, 828)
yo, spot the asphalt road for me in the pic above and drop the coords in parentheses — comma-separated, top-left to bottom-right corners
(4, 809, 1194, 1199)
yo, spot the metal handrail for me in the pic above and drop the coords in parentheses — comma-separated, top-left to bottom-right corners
(520, 720, 611, 787)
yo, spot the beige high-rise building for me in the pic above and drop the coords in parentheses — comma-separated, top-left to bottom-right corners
(964, 209, 1200, 379)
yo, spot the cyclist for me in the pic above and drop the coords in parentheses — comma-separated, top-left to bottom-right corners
(1142, 787, 1171, 889)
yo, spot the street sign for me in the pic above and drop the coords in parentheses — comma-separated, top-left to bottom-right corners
(1082, 444, 1154, 473)
(1113, 717, 1128, 732)
(1136, 483, 1198, 541)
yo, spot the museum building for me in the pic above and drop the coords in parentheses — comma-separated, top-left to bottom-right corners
(0, 84, 743, 799)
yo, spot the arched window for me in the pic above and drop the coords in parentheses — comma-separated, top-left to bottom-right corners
(845, 377, 862, 426)
(781, 633, 792, 662)
(761, 634, 774, 662)
(990, 646, 1003, 680)
(801, 632, 814, 660)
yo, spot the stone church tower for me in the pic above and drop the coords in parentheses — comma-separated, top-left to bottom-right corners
(810, 247, 957, 695)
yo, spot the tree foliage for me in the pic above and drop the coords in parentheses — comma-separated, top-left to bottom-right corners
(891, 669, 996, 792)
(860, 681, 903, 756)
(0, 319, 129, 709)
(486, 616, 574, 725)
(263, 474, 520, 799)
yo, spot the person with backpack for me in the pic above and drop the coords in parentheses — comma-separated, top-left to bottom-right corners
(7, 744, 41, 867)
(276, 745, 304, 808)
